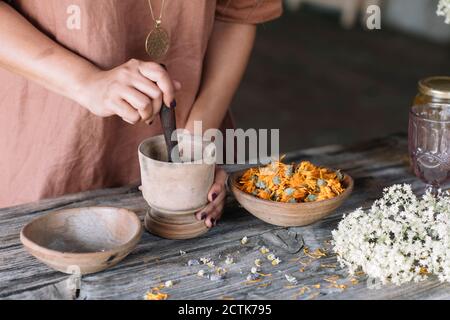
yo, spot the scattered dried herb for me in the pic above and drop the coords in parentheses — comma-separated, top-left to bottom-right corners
(245, 278, 263, 285)
(306, 292, 320, 300)
(285, 274, 298, 284)
(321, 263, 337, 269)
(304, 247, 327, 259)
(258, 272, 272, 277)
(144, 285, 169, 301)
(187, 259, 200, 266)
(259, 246, 270, 254)
(258, 282, 272, 288)
(324, 275, 340, 283)
(271, 258, 281, 266)
(246, 273, 261, 281)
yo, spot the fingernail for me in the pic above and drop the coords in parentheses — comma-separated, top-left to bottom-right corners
(170, 100, 177, 108)
(201, 213, 207, 220)
(212, 193, 218, 201)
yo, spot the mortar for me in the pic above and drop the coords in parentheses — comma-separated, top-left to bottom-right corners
(138, 134, 216, 239)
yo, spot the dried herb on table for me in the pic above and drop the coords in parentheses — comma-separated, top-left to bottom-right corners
(144, 284, 169, 300)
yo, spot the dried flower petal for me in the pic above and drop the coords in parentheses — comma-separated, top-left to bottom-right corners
(272, 258, 281, 266)
(216, 267, 227, 276)
(197, 270, 206, 277)
(285, 274, 298, 284)
(258, 282, 272, 288)
(298, 286, 310, 295)
(258, 272, 272, 277)
(144, 286, 169, 301)
(187, 259, 200, 266)
(144, 291, 168, 300)
(260, 246, 270, 254)
(267, 253, 276, 261)
(209, 273, 225, 281)
(321, 264, 337, 269)
(272, 176, 281, 185)
(324, 275, 340, 283)
(246, 273, 260, 281)
(307, 292, 320, 300)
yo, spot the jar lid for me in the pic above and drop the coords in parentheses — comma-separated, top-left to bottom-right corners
(418, 76, 450, 99)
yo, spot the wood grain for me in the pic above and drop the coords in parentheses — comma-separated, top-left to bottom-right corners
(1, 133, 449, 300)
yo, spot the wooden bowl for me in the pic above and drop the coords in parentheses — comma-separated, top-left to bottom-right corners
(20, 207, 143, 275)
(230, 171, 354, 227)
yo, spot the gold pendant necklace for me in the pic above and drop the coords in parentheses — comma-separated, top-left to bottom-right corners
(145, 0, 169, 60)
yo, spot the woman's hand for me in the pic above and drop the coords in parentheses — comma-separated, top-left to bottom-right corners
(0, 5, 180, 124)
(77, 59, 181, 124)
(195, 167, 228, 228)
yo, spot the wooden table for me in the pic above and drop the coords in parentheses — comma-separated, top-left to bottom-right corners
(1, 133, 449, 300)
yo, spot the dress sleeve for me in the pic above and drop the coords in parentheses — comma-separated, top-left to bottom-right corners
(216, 0, 283, 24)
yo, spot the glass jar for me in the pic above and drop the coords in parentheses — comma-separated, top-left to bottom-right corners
(414, 76, 450, 105)
(409, 76, 450, 194)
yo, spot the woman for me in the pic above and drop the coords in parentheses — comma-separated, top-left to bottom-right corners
(0, 0, 282, 227)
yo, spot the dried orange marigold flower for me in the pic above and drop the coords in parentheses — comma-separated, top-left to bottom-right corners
(238, 160, 345, 203)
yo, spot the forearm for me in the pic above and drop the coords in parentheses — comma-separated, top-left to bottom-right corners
(0, 2, 98, 103)
(185, 21, 256, 133)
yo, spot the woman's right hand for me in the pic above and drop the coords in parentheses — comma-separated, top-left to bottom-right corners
(76, 59, 180, 124)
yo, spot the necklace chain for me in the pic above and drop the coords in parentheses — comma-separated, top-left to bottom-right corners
(148, 0, 166, 27)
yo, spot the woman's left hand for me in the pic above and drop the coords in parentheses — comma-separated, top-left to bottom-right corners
(195, 167, 228, 228)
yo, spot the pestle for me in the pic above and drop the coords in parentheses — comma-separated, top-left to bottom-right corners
(158, 64, 178, 163)
(160, 101, 178, 162)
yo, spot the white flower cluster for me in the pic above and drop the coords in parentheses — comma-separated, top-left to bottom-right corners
(332, 184, 450, 286)
(437, 0, 450, 24)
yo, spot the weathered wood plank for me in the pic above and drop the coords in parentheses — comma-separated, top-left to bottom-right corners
(1, 133, 449, 300)
(6, 279, 76, 300)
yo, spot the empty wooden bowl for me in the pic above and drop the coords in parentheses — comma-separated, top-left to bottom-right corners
(230, 171, 354, 227)
(20, 207, 143, 275)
